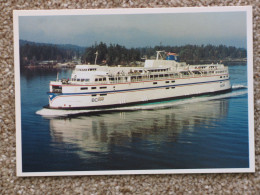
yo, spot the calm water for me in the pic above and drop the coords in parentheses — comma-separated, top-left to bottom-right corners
(21, 65, 249, 172)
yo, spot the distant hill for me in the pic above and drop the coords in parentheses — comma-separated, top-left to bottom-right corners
(19, 40, 88, 67)
(82, 42, 247, 66)
(19, 40, 86, 53)
(19, 40, 247, 68)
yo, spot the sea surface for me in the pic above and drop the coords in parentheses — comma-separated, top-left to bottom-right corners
(20, 65, 249, 172)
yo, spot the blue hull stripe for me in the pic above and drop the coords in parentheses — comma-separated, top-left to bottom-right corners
(47, 78, 230, 96)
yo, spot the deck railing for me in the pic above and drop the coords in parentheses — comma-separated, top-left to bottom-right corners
(68, 68, 228, 85)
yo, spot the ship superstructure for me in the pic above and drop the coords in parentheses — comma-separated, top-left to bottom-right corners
(47, 51, 231, 109)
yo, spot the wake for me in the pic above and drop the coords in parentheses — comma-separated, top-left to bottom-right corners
(232, 84, 247, 89)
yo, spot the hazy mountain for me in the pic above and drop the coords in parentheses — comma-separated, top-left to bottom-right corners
(19, 40, 86, 53)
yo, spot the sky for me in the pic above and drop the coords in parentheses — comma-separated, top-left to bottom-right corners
(19, 11, 247, 48)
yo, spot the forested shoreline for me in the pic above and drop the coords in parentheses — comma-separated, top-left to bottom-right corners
(20, 40, 247, 68)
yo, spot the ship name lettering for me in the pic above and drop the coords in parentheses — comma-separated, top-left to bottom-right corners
(92, 97, 104, 102)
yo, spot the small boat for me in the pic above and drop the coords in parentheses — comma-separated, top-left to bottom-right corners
(46, 51, 231, 110)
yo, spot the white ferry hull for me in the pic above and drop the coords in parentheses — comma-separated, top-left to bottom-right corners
(47, 76, 231, 110)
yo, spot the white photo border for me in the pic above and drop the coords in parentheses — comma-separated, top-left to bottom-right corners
(14, 6, 254, 177)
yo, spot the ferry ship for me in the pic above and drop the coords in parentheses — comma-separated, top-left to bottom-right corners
(46, 51, 231, 110)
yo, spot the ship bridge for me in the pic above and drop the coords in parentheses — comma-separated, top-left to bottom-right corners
(144, 51, 186, 69)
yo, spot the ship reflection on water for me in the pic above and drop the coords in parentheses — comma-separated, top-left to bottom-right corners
(49, 99, 230, 169)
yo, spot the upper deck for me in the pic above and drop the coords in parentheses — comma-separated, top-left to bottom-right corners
(51, 51, 229, 86)
(51, 62, 229, 87)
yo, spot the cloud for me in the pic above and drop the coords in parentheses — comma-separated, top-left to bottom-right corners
(19, 11, 247, 48)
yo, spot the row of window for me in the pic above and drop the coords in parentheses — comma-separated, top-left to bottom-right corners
(109, 77, 126, 81)
(109, 74, 178, 81)
(71, 78, 90, 82)
(130, 68, 169, 74)
(220, 75, 228, 78)
(81, 86, 108, 90)
(195, 66, 207, 69)
(153, 80, 175, 85)
(78, 68, 97, 71)
(147, 69, 169, 72)
(95, 78, 106, 81)
(73, 70, 226, 83)
(81, 80, 176, 91)
(215, 70, 227, 74)
(193, 70, 226, 74)
(91, 94, 107, 96)
(74, 74, 179, 83)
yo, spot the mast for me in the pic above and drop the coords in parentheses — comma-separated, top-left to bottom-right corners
(156, 51, 165, 60)
(94, 51, 98, 65)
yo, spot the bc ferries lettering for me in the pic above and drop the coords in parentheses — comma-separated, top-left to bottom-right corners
(92, 97, 105, 102)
